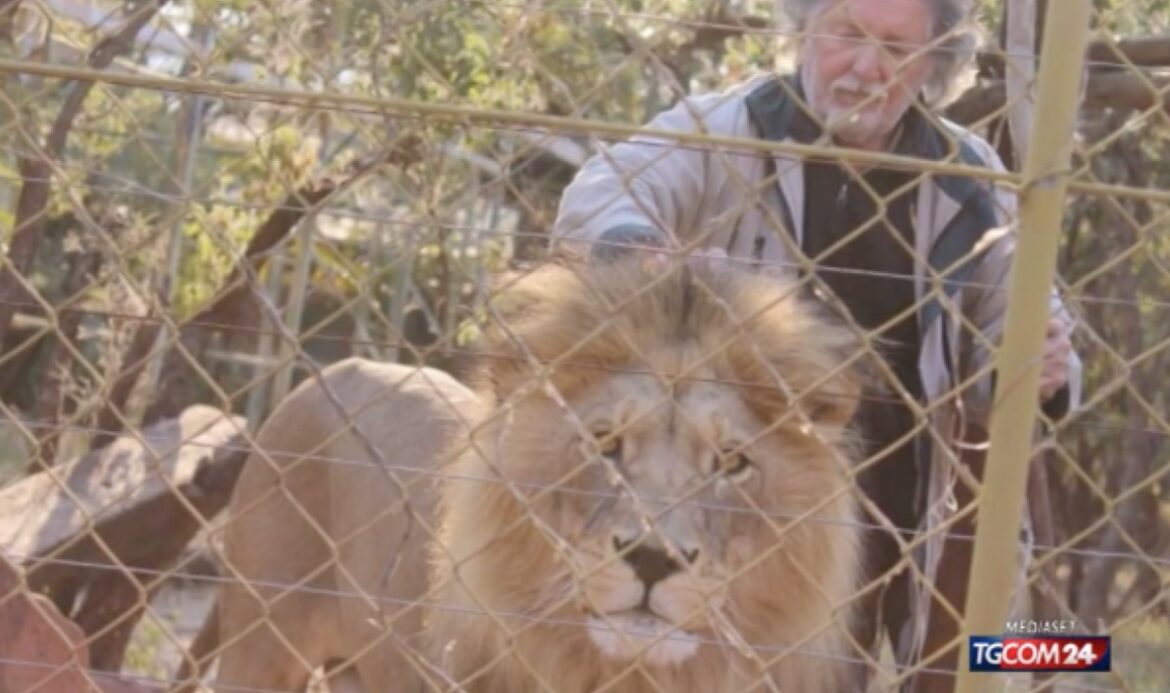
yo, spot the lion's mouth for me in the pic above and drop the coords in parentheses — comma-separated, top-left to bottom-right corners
(590, 606, 672, 629)
(584, 607, 701, 666)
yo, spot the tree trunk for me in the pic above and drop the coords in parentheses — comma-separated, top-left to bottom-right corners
(0, 406, 248, 671)
(0, 1, 167, 347)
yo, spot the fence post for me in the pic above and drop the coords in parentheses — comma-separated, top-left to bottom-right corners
(270, 218, 315, 406)
(955, 3, 1092, 692)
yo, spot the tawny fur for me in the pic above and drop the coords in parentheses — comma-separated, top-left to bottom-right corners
(209, 260, 864, 693)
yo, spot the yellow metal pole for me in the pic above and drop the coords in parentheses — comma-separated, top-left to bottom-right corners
(955, 3, 1093, 693)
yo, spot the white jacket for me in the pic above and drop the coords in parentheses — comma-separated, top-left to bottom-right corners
(553, 73, 1082, 425)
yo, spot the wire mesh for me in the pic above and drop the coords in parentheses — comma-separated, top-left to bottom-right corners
(0, 1, 1168, 692)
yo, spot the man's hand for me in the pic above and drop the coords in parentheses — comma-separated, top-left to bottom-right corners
(1039, 317, 1073, 402)
(592, 225, 667, 262)
(637, 245, 735, 274)
(686, 246, 733, 272)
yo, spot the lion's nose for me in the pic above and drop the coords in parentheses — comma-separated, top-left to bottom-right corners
(613, 537, 698, 589)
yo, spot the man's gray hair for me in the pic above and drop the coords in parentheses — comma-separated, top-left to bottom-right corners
(777, 0, 979, 104)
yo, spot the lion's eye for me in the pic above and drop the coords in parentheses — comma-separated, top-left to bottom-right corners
(718, 451, 754, 482)
(593, 432, 623, 461)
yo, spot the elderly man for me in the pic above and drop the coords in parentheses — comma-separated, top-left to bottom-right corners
(552, 0, 1081, 689)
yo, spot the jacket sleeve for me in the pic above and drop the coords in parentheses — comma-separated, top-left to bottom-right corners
(960, 137, 1084, 422)
(550, 95, 723, 261)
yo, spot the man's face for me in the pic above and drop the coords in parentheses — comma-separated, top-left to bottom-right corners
(800, 0, 937, 150)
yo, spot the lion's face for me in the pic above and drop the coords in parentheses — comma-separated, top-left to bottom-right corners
(487, 357, 854, 669)
(569, 375, 749, 666)
(434, 262, 861, 688)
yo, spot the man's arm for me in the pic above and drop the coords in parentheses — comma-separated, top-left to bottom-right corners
(960, 136, 1083, 421)
(551, 93, 729, 261)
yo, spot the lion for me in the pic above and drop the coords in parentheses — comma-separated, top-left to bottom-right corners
(197, 259, 865, 692)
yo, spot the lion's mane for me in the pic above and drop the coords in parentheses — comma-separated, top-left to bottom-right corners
(427, 260, 864, 693)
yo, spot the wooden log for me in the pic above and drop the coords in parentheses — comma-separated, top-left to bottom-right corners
(947, 71, 1170, 126)
(978, 34, 1170, 78)
(0, 555, 155, 692)
(0, 405, 248, 671)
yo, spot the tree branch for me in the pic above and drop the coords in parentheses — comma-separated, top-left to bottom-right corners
(90, 136, 423, 441)
(947, 70, 1170, 126)
(1087, 35, 1170, 68)
(196, 136, 422, 328)
(612, 10, 771, 89)
(1079, 70, 1170, 112)
(0, 0, 168, 348)
(672, 11, 770, 64)
(0, 0, 18, 44)
(979, 33, 1170, 79)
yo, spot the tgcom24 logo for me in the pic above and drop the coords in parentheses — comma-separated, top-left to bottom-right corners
(968, 635, 1111, 672)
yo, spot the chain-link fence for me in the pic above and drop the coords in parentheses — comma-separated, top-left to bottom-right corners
(1, 1, 1168, 691)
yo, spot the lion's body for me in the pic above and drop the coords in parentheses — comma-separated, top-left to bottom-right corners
(213, 358, 479, 692)
(211, 262, 865, 692)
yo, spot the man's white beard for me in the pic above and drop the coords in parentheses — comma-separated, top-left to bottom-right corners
(822, 103, 885, 143)
(801, 63, 892, 147)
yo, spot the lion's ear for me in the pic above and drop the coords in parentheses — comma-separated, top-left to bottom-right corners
(794, 314, 865, 435)
(478, 315, 541, 403)
(475, 272, 542, 402)
(807, 373, 860, 432)
(475, 264, 583, 402)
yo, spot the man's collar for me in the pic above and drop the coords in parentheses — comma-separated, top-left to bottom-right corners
(747, 71, 947, 161)
(784, 76, 821, 145)
(787, 70, 935, 158)
(744, 71, 991, 207)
